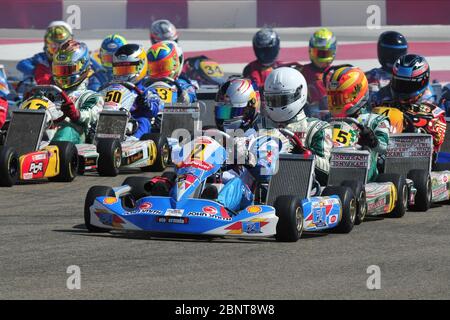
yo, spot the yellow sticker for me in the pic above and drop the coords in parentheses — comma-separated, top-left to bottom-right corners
(332, 128, 351, 146)
(200, 61, 224, 78)
(247, 206, 262, 214)
(104, 90, 123, 104)
(103, 197, 118, 205)
(155, 87, 173, 103)
(21, 98, 50, 110)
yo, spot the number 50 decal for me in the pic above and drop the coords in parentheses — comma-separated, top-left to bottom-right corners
(105, 91, 122, 103)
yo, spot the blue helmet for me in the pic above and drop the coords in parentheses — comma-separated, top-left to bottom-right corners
(99, 34, 127, 69)
(378, 31, 408, 70)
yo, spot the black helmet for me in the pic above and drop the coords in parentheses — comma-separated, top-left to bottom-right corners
(378, 31, 408, 70)
(252, 28, 280, 66)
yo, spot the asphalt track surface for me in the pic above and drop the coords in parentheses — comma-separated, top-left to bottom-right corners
(1, 28, 450, 300)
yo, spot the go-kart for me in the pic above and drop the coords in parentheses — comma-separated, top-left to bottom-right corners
(84, 132, 357, 242)
(328, 117, 414, 219)
(76, 81, 170, 176)
(373, 105, 450, 205)
(0, 85, 78, 187)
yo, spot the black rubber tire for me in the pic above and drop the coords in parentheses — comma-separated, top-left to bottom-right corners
(407, 169, 432, 212)
(274, 195, 303, 242)
(121, 176, 152, 200)
(97, 138, 122, 177)
(48, 141, 78, 182)
(0, 146, 19, 187)
(376, 173, 407, 218)
(84, 186, 115, 232)
(140, 133, 169, 172)
(341, 180, 367, 225)
(322, 186, 356, 234)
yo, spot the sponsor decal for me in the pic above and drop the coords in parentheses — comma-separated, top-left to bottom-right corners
(22, 173, 33, 180)
(202, 206, 217, 215)
(102, 197, 118, 205)
(242, 221, 261, 234)
(126, 150, 144, 165)
(367, 197, 386, 211)
(29, 162, 43, 174)
(188, 211, 232, 221)
(95, 210, 125, 228)
(330, 215, 337, 224)
(156, 216, 189, 224)
(139, 202, 152, 210)
(165, 208, 185, 217)
(246, 205, 262, 214)
(179, 159, 213, 171)
(32, 154, 46, 161)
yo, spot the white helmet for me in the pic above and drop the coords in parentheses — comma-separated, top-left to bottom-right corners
(263, 67, 308, 123)
(150, 19, 178, 44)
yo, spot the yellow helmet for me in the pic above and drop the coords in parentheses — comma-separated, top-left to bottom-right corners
(309, 28, 337, 69)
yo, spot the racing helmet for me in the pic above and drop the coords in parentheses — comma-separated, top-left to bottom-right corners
(326, 66, 369, 117)
(112, 44, 148, 84)
(44, 21, 73, 60)
(52, 40, 91, 89)
(150, 19, 179, 44)
(147, 41, 180, 81)
(252, 28, 280, 66)
(390, 54, 430, 104)
(378, 31, 408, 71)
(309, 28, 337, 69)
(99, 34, 127, 70)
(263, 67, 308, 123)
(215, 78, 260, 131)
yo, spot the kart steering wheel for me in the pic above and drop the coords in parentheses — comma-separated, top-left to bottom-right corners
(278, 128, 312, 158)
(24, 84, 72, 107)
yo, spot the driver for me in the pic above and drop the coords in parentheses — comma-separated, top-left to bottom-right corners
(372, 54, 446, 158)
(0, 76, 8, 128)
(111, 44, 162, 139)
(263, 67, 333, 185)
(150, 19, 179, 44)
(50, 40, 104, 144)
(17, 21, 73, 85)
(327, 66, 390, 182)
(145, 77, 279, 211)
(145, 40, 197, 103)
(243, 28, 281, 92)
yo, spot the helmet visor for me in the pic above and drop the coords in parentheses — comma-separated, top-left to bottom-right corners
(310, 47, 335, 59)
(391, 76, 429, 96)
(148, 58, 176, 78)
(215, 103, 245, 120)
(265, 86, 303, 108)
(101, 53, 113, 68)
(255, 46, 279, 65)
(113, 61, 140, 76)
(52, 64, 81, 77)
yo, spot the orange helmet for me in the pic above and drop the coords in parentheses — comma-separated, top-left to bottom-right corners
(326, 66, 369, 117)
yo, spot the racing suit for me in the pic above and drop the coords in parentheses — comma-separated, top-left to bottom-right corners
(87, 58, 110, 92)
(333, 111, 390, 182)
(129, 79, 163, 139)
(370, 82, 437, 106)
(144, 77, 197, 104)
(16, 52, 52, 85)
(438, 83, 450, 116)
(243, 60, 281, 92)
(0, 75, 10, 128)
(51, 78, 104, 144)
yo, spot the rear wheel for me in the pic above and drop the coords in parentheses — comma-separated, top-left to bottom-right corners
(341, 180, 367, 225)
(274, 195, 303, 242)
(376, 173, 407, 218)
(140, 133, 169, 172)
(84, 186, 115, 232)
(48, 141, 78, 182)
(407, 169, 432, 212)
(322, 186, 356, 234)
(97, 138, 121, 176)
(0, 146, 19, 187)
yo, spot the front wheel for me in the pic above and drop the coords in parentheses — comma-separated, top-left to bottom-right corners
(97, 138, 122, 177)
(48, 141, 78, 182)
(274, 195, 303, 242)
(407, 169, 432, 212)
(322, 186, 357, 234)
(140, 133, 170, 172)
(84, 186, 115, 232)
(376, 173, 407, 218)
(0, 146, 19, 187)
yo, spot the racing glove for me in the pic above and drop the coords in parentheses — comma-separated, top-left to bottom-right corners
(134, 89, 161, 118)
(61, 101, 80, 122)
(358, 127, 378, 149)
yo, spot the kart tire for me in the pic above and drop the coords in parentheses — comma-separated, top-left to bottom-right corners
(341, 180, 367, 225)
(407, 169, 432, 212)
(140, 133, 169, 172)
(97, 138, 121, 177)
(322, 186, 356, 234)
(84, 186, 114, 232)
(0, 146, 19, 187)
(274, 195, 303, 242)
(122, 176, 152, 200)
(48, 141, 78, 182)
(376, 173, 407, 218)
